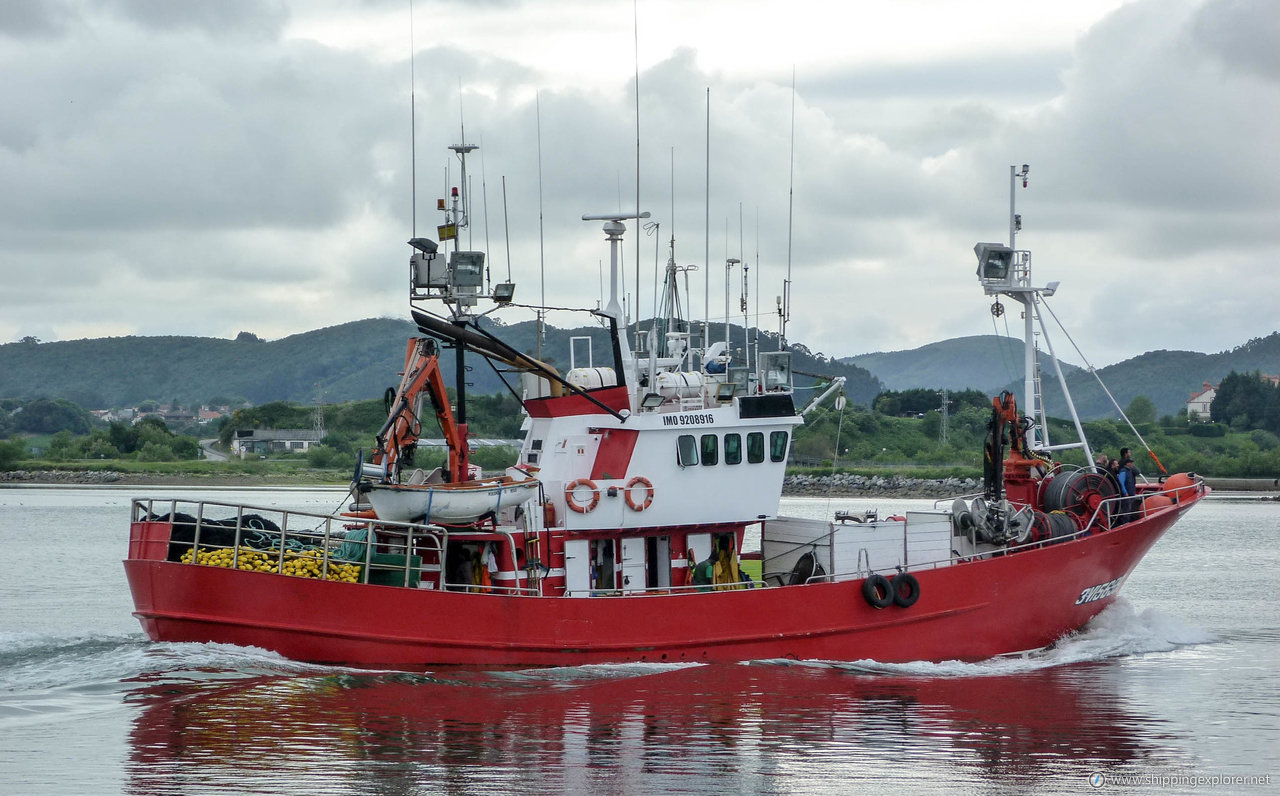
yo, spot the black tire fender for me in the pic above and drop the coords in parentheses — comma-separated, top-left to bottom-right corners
(862, 573, 894, 609)
(891, 572, 921, 608)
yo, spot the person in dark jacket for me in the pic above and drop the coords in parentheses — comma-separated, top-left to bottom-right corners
(1116, 456, 1138, 523)
(1117, 458, 1135, 496)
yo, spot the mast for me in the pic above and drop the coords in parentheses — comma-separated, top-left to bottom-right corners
(975, 164, 1094, 466)
(1009, 164, 1034, 439)
(583, 211, 650, 394)
(447, 142, 477, 430)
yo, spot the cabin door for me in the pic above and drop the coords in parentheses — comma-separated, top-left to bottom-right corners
(564, 539, 590, 597)
(620, 537, 646, 594)
(645, 536, 671, 589)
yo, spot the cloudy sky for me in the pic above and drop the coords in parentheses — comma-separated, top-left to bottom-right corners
(2, 0, 1277, 367)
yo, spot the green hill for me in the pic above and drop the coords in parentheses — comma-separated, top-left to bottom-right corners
(0, 319, 419, 408)
(843, 335, 1081, 393)
(1042, 334, 1280, 419)
(0, 317, 880, 409)
(846, 332, 1280, 419)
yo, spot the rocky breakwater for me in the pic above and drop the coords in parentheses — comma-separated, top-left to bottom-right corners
(1, 469, 124, 485)
(784, 473, 980, 498)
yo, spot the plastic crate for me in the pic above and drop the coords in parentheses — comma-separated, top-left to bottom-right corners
(363, 553, 423, 588)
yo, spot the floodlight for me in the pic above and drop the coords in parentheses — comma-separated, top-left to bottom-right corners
(408, 237, 438, 255)
(492, 282, 516, 303)
(974, 242, 1014, 283)
(449, 251, 485, 289)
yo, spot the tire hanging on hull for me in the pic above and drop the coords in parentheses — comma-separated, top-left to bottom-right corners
(890, 573, 920, 607)
(862, 573, 894, 609)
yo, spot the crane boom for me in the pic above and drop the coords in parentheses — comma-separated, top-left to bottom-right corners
(372, 337, 470, 484)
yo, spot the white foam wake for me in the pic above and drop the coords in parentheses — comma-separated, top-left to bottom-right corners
(781, 598, 1217, 677)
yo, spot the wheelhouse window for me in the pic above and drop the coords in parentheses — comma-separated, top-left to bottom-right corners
(677, 434, 699, 467)
(701, 434, 719, 466)
(770, 430, 790, 462)
(747, 432, 765, 464)
(724, 433, 742, 465)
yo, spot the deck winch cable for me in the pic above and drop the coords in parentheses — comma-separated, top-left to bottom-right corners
(990, 302, 1019, 390)
(1039, 297, 1167, 475)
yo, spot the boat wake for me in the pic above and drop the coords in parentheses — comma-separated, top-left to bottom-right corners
(491, 661, 703, 686)
(0, 631, 339, 693)
(776, 598, 1218, 678)
(0, 598, 1219, 726)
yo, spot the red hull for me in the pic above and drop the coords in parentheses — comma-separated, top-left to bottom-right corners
(124, 499, 1196, 666)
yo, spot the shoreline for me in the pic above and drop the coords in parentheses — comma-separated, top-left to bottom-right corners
(3, 469, 1276, 499)
(0, 470, 347, 488)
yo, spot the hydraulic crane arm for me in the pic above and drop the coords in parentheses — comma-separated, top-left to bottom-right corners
(372, 337, 470, 484)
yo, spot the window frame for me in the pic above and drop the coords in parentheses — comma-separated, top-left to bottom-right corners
(747, 431, 765, 464)
(769, 430, 789, 462)
(700, 433, 719, 466)
(677, 434, 699, 467)
(724, 433, 742, 465)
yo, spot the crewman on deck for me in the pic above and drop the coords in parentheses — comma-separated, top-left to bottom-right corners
(691, 550, 715, 592)
(713, 537, 743, 590)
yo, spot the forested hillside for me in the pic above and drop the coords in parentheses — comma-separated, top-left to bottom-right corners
(0, 317, 878, 408)
(843, 335, 1082, 393)
(1041, 333, 1280, 419)
(844, 332, 1280, 420)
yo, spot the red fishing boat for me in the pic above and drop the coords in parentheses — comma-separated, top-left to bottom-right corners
(123, 156, 1206, 666)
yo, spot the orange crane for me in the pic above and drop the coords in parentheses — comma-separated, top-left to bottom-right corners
(371, 337, 470, 484)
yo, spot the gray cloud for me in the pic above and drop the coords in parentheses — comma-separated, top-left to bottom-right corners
(0, 0, 1275, 373)
(1192, 0, 1280, 81)
(101, 0, 288, 37)
(0, 0, 75, 39)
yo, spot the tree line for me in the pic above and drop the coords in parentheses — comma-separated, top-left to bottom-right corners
(1211, 371, 1280, 434)
(5, 385, 1280, 479)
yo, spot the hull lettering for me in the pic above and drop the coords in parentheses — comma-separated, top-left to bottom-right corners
(1074, 575, 1126, 605)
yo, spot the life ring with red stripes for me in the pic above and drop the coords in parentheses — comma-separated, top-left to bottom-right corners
(564, 478, 600, 513)
(624, 476, 655, 511)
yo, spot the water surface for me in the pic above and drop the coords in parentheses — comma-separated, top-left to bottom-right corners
(0, 488, 1275, 794)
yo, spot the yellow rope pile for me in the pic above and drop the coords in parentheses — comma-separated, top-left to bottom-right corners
(180, 546, 362, 583)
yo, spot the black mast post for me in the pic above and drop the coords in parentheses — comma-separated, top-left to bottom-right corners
(453, 319, 467, 425)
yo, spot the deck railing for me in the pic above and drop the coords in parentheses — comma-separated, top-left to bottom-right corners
(131, 497, 440, 589)
(771, 475, 1205, 586)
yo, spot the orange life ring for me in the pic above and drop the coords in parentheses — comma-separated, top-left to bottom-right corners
(564, 478, 600, 513)
(624, 476, 655, 511)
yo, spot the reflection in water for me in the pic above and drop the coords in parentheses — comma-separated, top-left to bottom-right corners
(125, 661, 1183, 795)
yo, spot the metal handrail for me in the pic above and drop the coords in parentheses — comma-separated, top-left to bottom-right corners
(566, 579, 768, 597)
(1078, 477, 1202, 531)
(133, 497, 447, 590)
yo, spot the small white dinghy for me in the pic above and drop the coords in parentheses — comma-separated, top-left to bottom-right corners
(364, 467, 541, 525)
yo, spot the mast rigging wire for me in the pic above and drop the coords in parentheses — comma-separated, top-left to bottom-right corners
(1039, 297, 1166, 472)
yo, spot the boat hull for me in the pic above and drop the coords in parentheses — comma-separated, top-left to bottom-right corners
(124, 500, 1193, 666)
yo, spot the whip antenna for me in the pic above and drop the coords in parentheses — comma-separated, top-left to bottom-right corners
(783, 66, 795, 347)
(502, 176, 512, 282)
(704, 87, 710, 361)
(633, 0, 642, 351)
(536, 91, 546, 357)
(408, 0, 417, 237)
